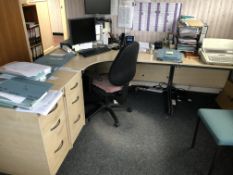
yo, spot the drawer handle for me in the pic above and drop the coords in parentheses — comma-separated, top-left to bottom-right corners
(73, 114, 81, 124)
(72, 96, 79, 104)
(70, 82, 78, 90)
(54, 140, 64, 153)
(49, 103, 58, 114)
(50, 118, 61, 131)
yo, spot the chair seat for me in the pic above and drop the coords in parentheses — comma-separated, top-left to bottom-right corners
(198, 108, 233, 146)
(92, 74, 123, 93)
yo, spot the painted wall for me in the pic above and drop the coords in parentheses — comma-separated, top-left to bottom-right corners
(65, 0, 233, 42)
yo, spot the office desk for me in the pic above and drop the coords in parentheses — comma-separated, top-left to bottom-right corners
(0, 50, 232, 175)
(64, 50, 233, 71)
(63, 50, 233, 115)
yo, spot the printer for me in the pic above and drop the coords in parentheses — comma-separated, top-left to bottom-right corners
(199, 38, 233, 65)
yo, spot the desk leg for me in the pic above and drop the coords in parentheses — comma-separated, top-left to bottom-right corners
(167, 65, 175, 116)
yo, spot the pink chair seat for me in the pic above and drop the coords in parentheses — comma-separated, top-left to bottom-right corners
(92, 74, 123, 93)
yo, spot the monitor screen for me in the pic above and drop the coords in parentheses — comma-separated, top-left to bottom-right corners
(69, 18, 96, 44)
(84, 0, 111, 14)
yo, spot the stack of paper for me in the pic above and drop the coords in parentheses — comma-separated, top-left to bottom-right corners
(0, 76, 52, 109)
(178, 27, 199, 38)
(17, 90, 63, 116)
(0, 62, 52, 81)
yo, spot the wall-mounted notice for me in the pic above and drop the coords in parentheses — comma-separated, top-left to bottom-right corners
(111, 0, 119, 15)
(118, 0, 134, 28)
(133, 2, 182, 32)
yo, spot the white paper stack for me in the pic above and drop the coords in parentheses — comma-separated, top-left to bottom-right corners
(0, 62, 52, 81)
(17, 90, 63, 116)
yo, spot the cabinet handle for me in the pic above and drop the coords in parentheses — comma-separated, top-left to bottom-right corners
(54, 140, 64, 153)
(72, 96, 79, 104)
(73, 114, 81, 124)
(49, 103, 58, 114)
(50, 119, 61, 131)
(70, 82, 78, 90)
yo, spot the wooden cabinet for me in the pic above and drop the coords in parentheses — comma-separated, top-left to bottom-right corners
(22, 1, 55, 60)
(0, 97, 70, 175)
(22, 4, 44, 61)
(0, 0, 32, 66)
(0, 0, 55, 66)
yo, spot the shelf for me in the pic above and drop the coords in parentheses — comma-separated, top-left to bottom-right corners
(30, 42, 42, 48)
(26, 24, 39, 29)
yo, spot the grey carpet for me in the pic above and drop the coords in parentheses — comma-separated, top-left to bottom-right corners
(57, 91, 233, 175)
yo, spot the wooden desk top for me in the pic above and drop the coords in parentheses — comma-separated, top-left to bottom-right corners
(63, 50, 233, 71)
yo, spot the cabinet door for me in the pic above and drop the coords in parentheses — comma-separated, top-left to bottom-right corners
(0, 0, 31, 65)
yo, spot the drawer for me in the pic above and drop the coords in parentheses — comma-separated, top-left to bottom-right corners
(69, 107, 85, 143)
(66, 91, 83, 110)
(43, 116, 70, 175)
(65, 73, 81, 95)
(39, 97, 65, 133)
(41, 112, 66, 141)
(65, 85, 82, 106)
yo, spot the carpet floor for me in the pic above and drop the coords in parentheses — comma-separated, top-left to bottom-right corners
(57, 91, 233, 175)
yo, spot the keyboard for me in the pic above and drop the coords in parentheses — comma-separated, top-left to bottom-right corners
(208, 55, 233, 65)
(209, 56, 233, 63)
(78, 46, 111, 57)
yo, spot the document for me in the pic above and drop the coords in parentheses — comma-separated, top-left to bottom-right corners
(17, 90, 63, 116)
(111, 0, 118, 15)
(0, 61, 51, 78)
(0, 77, 52, 101)
(133, 2, 182, 32)
(0, 91, 25, 104)
(118, 0, 134, 28)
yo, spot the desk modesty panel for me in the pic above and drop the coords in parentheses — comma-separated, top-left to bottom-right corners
(63, 51, 232, 89)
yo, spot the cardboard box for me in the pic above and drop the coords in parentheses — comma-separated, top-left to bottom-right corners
(216, 80, 233, 109)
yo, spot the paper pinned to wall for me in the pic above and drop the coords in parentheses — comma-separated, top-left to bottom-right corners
(118, 0, 134, 28)
(111, 0, 119, 15)
(133, 2, 182, 32)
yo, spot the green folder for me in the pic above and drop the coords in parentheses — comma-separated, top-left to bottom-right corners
(0, 77, 52, 101)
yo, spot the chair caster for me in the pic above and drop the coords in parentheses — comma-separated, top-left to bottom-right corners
(114, 122, 120, 127)
(126, 107, 132, 112)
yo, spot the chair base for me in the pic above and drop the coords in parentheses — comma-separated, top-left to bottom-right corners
(87, 103, 132, 127)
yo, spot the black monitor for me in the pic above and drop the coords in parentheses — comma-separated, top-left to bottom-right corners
(84, 0, 111, 14)
(69, 18, 96, 44)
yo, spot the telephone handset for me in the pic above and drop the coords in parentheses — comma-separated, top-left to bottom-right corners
(119, 33, 126, 48)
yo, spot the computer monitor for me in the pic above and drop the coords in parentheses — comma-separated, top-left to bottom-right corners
(69, 18, 96, 45)
(84, 0, 111, 14)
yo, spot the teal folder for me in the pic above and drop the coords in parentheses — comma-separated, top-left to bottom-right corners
(0, 77, 52, 101)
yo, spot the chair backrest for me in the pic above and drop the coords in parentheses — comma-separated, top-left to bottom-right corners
(109, 42, 139, 86)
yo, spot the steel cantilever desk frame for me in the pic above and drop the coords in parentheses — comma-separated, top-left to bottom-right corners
(63, 50, 233, 116)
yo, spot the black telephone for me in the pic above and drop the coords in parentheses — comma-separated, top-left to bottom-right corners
(119, 33, 126, 48)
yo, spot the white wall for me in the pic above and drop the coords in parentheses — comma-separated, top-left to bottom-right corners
(65, 0, 233, 41)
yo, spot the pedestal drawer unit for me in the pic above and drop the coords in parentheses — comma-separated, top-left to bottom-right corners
(64, 71, 85, 144)
(0, 96, 70, 175)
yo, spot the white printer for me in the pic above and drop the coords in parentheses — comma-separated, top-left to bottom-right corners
(199, 38, 233, 65)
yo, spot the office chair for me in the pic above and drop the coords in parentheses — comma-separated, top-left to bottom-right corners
(191, 108, 233, 175)
(89, 42, 139, 127)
